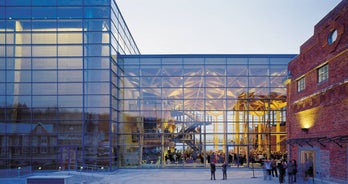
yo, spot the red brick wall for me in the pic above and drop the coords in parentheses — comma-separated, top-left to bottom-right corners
(287, 0, 348, 182)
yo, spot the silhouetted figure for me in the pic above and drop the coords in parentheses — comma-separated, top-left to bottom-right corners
(222, 162, 228, 180)
(210, 162, 216, 180)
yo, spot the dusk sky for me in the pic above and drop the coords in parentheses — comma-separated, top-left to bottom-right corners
(117, 0, 341, 54)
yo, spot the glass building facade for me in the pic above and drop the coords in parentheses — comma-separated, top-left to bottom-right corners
(0, 0, 139, 171)
(0, 0, 296, 171)
(118, 55, 295, 168)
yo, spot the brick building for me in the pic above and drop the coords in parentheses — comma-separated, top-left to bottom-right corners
(286, 0, 348, 183)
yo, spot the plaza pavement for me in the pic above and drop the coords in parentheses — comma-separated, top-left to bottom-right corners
(0, 167, 324, 184)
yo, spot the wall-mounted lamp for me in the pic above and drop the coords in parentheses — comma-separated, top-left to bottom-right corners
(301, 128, 309, 134)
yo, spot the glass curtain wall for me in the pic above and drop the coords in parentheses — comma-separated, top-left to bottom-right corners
(118, 55, 296, 168)
(0, 0, 139, 172)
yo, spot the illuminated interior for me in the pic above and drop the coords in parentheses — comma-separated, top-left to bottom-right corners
(118, 55, 292, 167)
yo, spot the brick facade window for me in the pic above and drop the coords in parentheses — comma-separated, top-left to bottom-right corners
(318, 64, 328, 83)
(297, 77, 305, 92)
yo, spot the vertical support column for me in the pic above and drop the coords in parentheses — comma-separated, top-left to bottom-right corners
(276, 110, 280, 151)
(214, 115, 218, 151)
(223, 111, 227, 155)
(235, 111, 240, 145)
(258, 117, 262, 151)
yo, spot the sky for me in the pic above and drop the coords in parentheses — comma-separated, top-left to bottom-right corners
(116, 0, 342, 54)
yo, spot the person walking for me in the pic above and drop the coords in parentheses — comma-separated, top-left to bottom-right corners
(222, 162, 228, 180)
(210, 161, 216, 180)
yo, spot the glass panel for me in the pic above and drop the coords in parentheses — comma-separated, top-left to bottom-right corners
(249, 77, 268, 87)
(58, 33, 82, 44)
(162, 65, 183, 77)
(84, 31, 109, 44)
(227, 57, 248, 64)
(58, 83, 82, 95)
(162, 77, 182, 87)
(58, 71, 83, 82)
(57, 7, 83, 19)
(85, 95, 109, 107)
(84, 0, 109, 5)
(249, 65, 269, 76)
(249, 57, 269, 64)
(5, 0, 30, 5)
(270, 77, 286, 88)
(58, 96, 83, 107)
(84, 57, 110, 69)
(7, 83, 31, 95)
(58, 20, 82, 31)
(14, 33, 31, 44)
(84, 83, 109, 95)
(227, 77, 247, 87)
(162, 58, 182, 65)
(84, 70, 109, 82)
(205, 58, 226, 64)
(206, 65, 226, 76)
(84, 7, 110, 19)
(58, 58, 83, 69)
(7, 58, 31, 69)
(0, 46, 4, 56)
(58, 45, 82, 56)
(13, 46, 31, 57)
(32, 20, 57, 32)
(84, 45, 109, 56)
(206, 77, 225, 88)
(140, 77, 161, 87)
(57, 0, 82, 6)
(32, 0, 56, 6)
(32, 58, 56, 69)
(183, 58, 204, 64)
(227, 65, 248, 76)
(32, 7, 57, 19)
(184, 65, 204, 76)
(32, 46, 57, 57)
(0, 13, 3, 22)
(58, 108, 83, 120)
(0, 59, 4, 69)
(6, 7, 31, 19)
(7, 71, 31, 83)
(32, 96, 57, 107)
(0, 84, 4, 95)
(140, 65, 161, 76)
(33, 71, 57, 82)
(33, 83, 57, 95)
(270, 57, 292, 64)
(123, 65, 139, 76)
(270, 65, 287, 76)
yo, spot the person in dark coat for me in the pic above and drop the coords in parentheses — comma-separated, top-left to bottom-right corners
(277, 160, 286, 183)
(210, 162, 216, 180)
(222, 162, 228, 180)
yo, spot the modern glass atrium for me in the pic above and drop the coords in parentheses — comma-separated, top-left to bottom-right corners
(0, 0, 296, 171)
(118, 54, 295, 168)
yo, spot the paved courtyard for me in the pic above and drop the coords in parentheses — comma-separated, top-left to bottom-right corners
(0, 168, 330, 184)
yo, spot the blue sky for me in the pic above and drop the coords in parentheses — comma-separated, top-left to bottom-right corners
(117, 0, 342, 54)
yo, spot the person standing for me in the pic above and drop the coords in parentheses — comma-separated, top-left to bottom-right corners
(222, 162, 228, 180)
(271, 158, 278, 177)
(292, 159, 298, 183)
(210, 161, 216, 180)
(278, 160, 286, 183)
(264, 159, 272, 180)
(287, 159, 295, 183)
